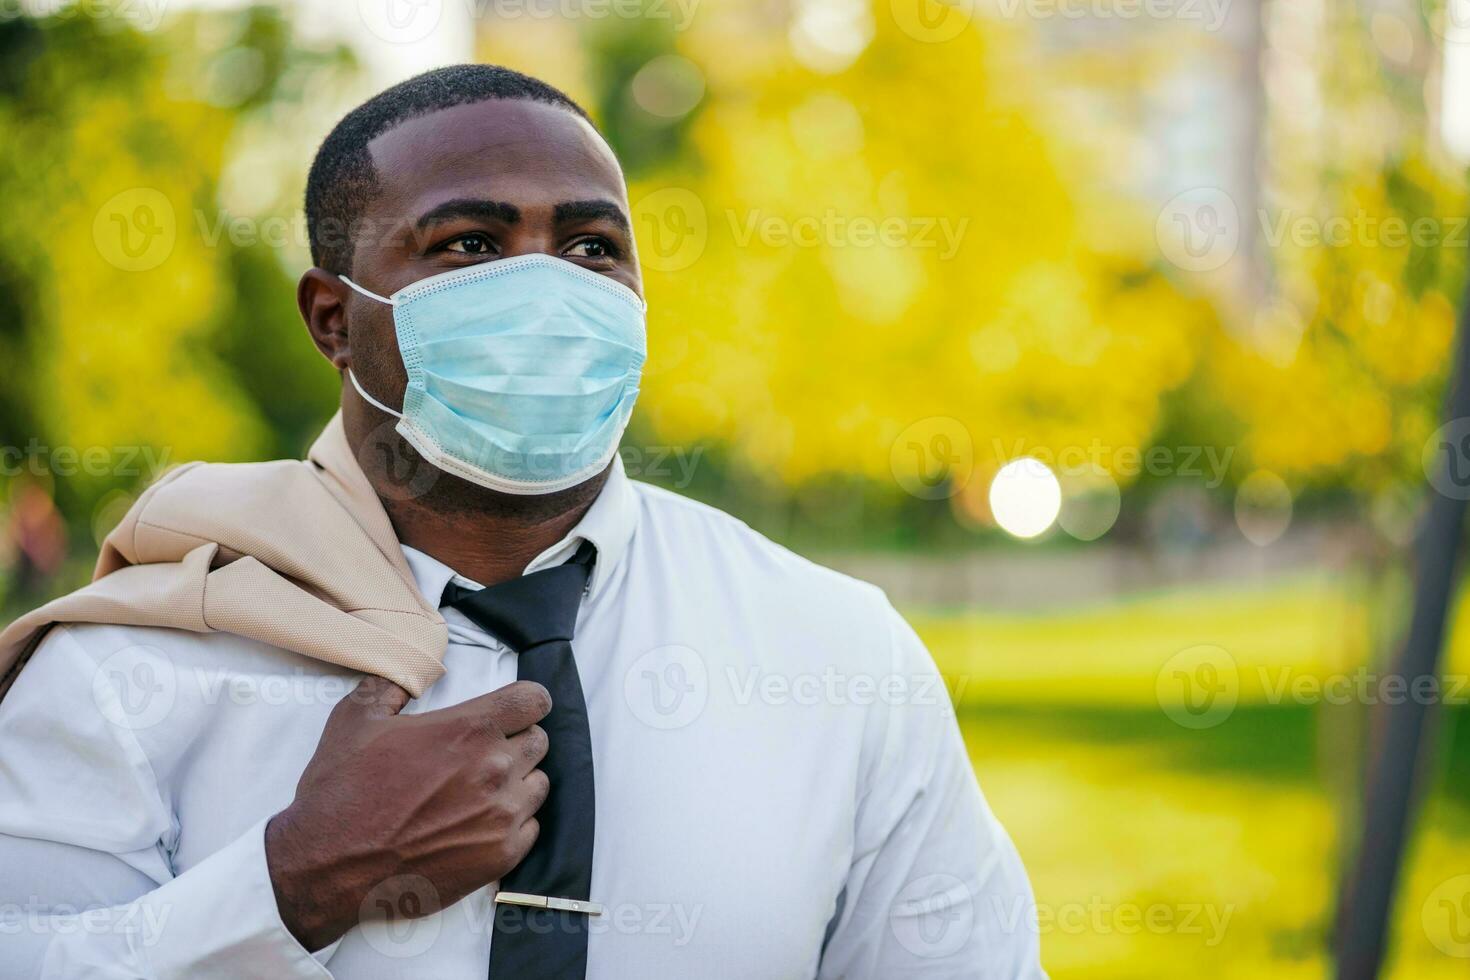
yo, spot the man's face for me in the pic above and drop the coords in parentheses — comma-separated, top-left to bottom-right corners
(301, 97, 642, 513)
(343, 97, 641, 405)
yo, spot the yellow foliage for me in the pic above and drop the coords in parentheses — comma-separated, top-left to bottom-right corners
(1212, 134, 1466, 491)
(616, 5, 1215, 489)
(0, 20, 270, 473)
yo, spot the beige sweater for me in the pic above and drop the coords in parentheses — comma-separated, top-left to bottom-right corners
(0, 414, 449, 699)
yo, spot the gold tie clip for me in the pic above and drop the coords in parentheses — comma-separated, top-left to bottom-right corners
(494, 891, 604, 916)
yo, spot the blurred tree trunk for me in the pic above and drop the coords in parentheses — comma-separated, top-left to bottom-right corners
(1334, 269, 1470, 979)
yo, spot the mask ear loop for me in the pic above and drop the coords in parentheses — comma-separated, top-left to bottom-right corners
(339, 274, 395, 306)
(348, 369, 404, 419)
(338, 275, 405, 419)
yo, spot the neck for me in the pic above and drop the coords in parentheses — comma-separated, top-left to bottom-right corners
(340, 396, 610, 586)
(378, 469, 608, 587)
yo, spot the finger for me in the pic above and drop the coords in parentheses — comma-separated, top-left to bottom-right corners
(514, 817, 541, 860)
(340, 675, 413, 719)
(505, 725, 549, 773)
(522, 768, 550, 813)
(440, 680, 552, 736)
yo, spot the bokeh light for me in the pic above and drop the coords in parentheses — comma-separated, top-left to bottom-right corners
(1234, 470, 1294, 546)
(989, 458, 1062, 539)
(629, 55, 705, 120)
(1058, 467, 1122, 542)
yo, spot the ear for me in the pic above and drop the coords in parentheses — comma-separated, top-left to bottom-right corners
(298, 267, 353, 371)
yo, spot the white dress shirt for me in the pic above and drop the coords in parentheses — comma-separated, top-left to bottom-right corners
(0, 457, 1043, 979)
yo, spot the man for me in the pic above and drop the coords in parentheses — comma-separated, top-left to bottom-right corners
(0, 65, 1043, 978)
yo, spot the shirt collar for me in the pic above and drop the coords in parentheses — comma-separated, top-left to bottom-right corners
(401, 453, 637, 607)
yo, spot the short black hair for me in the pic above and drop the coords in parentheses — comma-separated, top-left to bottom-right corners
(304, 64, 592, 274)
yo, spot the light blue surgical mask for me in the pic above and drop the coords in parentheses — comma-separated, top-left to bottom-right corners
(341, 253, 646, 496)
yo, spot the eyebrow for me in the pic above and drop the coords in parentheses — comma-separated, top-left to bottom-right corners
(415, 199, 521, 231)
(554, 199, 631, 235)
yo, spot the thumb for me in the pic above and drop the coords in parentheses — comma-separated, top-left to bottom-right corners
(343, 674, 413, 718)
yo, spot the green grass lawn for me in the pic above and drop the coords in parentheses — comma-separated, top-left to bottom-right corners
(909, 576, 1470, 978)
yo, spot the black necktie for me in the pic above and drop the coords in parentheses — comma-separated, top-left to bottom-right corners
(441, 541, 597, 980)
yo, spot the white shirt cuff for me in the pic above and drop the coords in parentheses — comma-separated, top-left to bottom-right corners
(136, 817, 334, 979)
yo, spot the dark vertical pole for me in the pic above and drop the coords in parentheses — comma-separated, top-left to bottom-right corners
(1334, 271, 1470, 978)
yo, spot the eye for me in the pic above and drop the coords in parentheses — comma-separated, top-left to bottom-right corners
(444, 233, 497, 255)
(565, 237, 618, 259)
